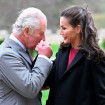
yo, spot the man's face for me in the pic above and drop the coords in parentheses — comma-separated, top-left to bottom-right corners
(26, 19, 47, 50)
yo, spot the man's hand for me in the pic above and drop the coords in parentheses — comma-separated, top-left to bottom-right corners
(35, 40, 53, 58)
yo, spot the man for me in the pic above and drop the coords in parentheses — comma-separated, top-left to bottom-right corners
(0, 7, 52, 105)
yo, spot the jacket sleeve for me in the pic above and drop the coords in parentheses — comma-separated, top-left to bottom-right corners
(91, 59, 105, 104)
(0, 51, 52, 98)
(43, 59, 56, 87)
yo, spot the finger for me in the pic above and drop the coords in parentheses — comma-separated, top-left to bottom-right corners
(42, 41, 48, 45)
(38, 41, 43, 48)
(35, 45, 39, 51)
(35, 47, 38, 51)
(40, 40, 44, 44)
(45, 42, 51, 46)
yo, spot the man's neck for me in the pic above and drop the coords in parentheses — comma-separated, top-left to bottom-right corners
(10, 33, 26, 51)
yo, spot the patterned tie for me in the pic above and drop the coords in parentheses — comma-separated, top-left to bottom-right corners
(26, 50, 33, 62)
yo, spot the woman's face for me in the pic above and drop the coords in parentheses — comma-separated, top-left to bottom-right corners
(60, 16, 80, 45)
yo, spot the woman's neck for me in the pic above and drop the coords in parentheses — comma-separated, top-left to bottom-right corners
(71, 36, 81, 49)
(71, 42, 80, 49)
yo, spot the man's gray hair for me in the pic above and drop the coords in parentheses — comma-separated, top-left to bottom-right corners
(12, 7, 47, 35)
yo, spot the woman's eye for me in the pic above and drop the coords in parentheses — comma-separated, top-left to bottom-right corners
(62, 27, 66, 30)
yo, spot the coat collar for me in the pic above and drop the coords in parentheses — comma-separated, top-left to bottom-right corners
(4, 37, 32, 65)
(59, 45, 84, 79)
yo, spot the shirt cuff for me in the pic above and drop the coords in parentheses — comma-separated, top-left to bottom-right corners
(38, 55, 53, 64)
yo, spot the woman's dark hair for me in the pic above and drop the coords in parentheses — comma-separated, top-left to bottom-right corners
(60, 5, 105, 62)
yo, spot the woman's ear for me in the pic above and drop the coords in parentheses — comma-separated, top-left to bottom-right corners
(75, 25, 81, 34)
(23, 27, 30, 37)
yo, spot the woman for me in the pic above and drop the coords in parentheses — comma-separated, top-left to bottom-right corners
(36, 5, 105, 105)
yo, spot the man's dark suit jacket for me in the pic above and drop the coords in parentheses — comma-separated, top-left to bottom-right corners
(46, 45, 105, 105)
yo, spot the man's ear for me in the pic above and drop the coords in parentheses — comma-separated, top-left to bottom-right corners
(75, 25, 81, 34)
(23, 27, 30, 37)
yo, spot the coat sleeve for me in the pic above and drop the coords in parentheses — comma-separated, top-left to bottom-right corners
(0, 51, 52, 98)
(43, 59, 56, 87)
(43, 51, 60, 87)
(91, 59, 105, 104)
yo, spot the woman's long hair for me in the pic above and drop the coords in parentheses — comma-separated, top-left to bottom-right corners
(60, 5, 105, 62)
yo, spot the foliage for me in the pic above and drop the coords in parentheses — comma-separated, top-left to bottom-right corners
(0, 39, 4, 44)
(93, 14, 105, 29)
(42, 90, 49, 105)
(51, 44, 59, 58)
(29, 50, 38, 58)
(99, 39, 105, 50)
(102, 40, 105, 49)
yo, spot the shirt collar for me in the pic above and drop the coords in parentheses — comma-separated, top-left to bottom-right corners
(10, 34, 26, 51)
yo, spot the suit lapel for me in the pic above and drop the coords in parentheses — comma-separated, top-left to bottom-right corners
(4, 37, 32, 65)
(66, 51, 84, 71)
(31, 54, 38, 68)
(19, 51, 32, 65)
(59, 49, 84, 79)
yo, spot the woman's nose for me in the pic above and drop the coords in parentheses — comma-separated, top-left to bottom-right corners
(59, 29, 63, 35)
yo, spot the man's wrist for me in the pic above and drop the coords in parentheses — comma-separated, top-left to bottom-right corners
(38, 55, 52, 64)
